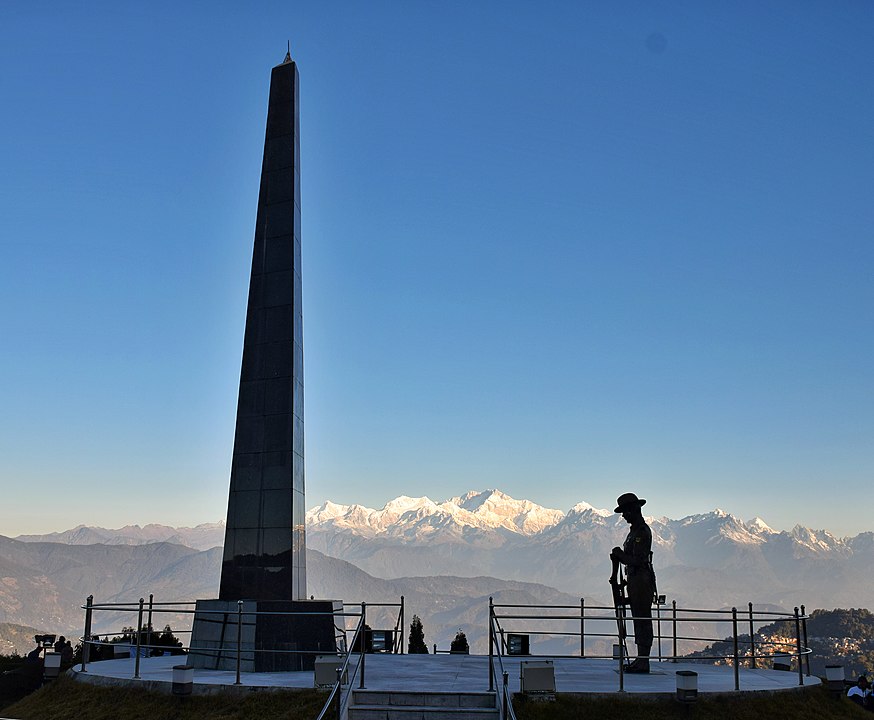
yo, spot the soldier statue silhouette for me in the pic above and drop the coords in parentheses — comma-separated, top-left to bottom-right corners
(609, 492, 657, 674)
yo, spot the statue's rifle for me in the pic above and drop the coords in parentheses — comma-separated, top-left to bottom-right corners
(609, 556, 630, 663)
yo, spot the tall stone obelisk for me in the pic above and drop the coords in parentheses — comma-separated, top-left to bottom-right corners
(190, 53, 339, 673)
(218, 50, 306, 603)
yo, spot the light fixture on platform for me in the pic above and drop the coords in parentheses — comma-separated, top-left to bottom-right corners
(675, 670, 698, 702)
(825, 665, 845, 694)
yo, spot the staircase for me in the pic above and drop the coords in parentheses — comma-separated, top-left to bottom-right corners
(347, 690, 499, 720)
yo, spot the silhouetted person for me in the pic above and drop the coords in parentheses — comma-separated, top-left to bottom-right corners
(610, 492, 656, 674)
(848, 675, 869, 707)
(25, 638, 42, 664)
(53, 635, 66, 653)
(89, 634, 102, 662)
(61, 639, 74, 667)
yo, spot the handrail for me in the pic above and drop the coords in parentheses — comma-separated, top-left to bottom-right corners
(490, 598, 812, 691)
(489, 598, 518, 720)
(315, 610, 366, 720)
(79, 594, 404, 677)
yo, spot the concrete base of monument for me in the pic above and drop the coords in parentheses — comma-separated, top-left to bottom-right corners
(188, 598, 342, 672)
(70, 654, 820, 697)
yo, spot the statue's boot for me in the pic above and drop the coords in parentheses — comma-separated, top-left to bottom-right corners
(625, 646, 651, 674)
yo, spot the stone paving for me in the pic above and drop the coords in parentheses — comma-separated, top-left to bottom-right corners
(70, 653, 819, 697)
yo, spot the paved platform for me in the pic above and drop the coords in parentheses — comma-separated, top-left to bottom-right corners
(70, 653, 819, 697)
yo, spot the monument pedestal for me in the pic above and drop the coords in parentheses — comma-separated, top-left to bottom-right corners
(189, 599, 342, 672)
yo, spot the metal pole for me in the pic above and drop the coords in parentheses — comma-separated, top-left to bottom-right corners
(147, 593, 154, 636)
(748, 602, 756, 669)
(235, 600, 243, 685)
(502, 671, 509, 719)
(81, 594, 93, 672)
(732, 607, 739, 691)
(488, 597, 494, 692)
(794, 607, 803, 686)
(656, 600, 662, 661)
(672, 600, 677, 662)
(801, 604, 810, 676)
(134, 598, 144, 679)
(335, 668, 342, 720)
(618, 629, 624, 692)
(580, 598, 585, 658)
(359, 602, 366, 689)
(400, 595, 405, 655)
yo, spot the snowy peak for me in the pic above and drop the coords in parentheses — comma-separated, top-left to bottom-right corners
(787, 525, 847, 555)
(747, 517, 776, 534)
(307, 489, 564, 537)
(448, 489, 564, 534)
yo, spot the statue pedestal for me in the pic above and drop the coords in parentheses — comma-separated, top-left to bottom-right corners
(189, 599, 342, 672)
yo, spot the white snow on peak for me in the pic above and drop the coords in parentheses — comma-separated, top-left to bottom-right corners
(746, 517, 775, 534)
(308, 489, 564, 537)
(569, 501, 611, 518)
(306, 501, 352, 524)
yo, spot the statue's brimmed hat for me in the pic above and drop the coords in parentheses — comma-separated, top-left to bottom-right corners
(614, 492, 646, 513)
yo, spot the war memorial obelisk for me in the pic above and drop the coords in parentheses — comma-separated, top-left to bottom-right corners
(190, 52, 339, 672)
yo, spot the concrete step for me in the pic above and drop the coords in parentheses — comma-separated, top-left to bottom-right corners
(351, 691, 496, 708)
(348, 707, 498, 720)
(348, 690, 499, 720)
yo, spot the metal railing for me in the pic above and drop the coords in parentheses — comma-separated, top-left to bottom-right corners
(78, 593, 404, 690)
(488, 604, 518, 720)
(315, 610, 366, 720)
(489, 597, 812, 692)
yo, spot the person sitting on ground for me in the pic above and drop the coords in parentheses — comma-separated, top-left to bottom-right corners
(848, 675, 869, 706)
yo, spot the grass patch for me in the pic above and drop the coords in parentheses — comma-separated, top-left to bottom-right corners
(2, 675, 329, 720)
(4, 676, 868, 720)
(513, 685, 867, 720)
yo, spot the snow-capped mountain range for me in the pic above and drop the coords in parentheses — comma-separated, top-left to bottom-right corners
(305, 489, 867, 610)
(13, 489, 870, 613)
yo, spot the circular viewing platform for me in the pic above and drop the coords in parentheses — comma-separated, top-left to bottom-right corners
(70, 653, 819, 697)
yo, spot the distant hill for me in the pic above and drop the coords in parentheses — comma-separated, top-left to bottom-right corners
(0, 622, 42, 657)
(0, 537, 585, 654)
(15, 523, 225, 552)
(684, 608, 874, 678)
(0, 535, 223, 635)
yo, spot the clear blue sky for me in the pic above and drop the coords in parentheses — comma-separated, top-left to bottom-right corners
(1, 1, 872, 537)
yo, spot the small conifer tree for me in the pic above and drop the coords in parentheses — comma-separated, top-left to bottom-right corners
(450, 629, 469, 654)
(408, 615, 428, 654)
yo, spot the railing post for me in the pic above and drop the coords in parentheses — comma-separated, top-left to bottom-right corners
(134, 597, 144, 679)
(335, 668, 342, 720)
(147, 593, 154, 636)
(488, 597, 494, 692)
(400, 595, 405, 654)
(81, 594, 93, 672)
(794, 607, 804, 686)
(748, 602, 756, 669)
(618, 630, 624, 692)
(359, 602, 366, 689)
(502, 671, 509, 719)
(235, 600, 243, 685)
(580, 597, 585, 658)
(672, 600, 677, 662)
(732, 607, 739, 691)
(801, 604, 810, 676)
